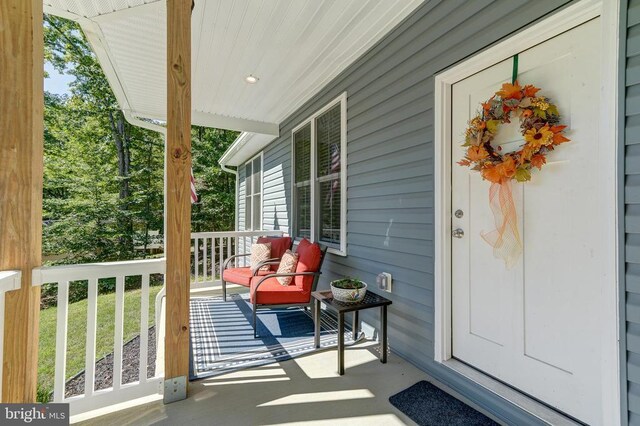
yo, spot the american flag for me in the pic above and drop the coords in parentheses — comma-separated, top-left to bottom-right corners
(330, 143, 340, 174)
(190, 168, 198, 204)
(331, 143, 340, 196)
(324, 144, 340, 206)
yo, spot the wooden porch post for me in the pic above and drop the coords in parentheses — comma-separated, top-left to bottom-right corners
(0, 0, 43, 402)
(164, 0, 192, 403)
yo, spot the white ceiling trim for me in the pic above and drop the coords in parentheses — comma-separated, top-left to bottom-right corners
(44, 4, 134, 113)
(131, 109, 280, 136)
(90, 0, 162, 22)
(43, 0, 159, 19)
(191, 111, 279, 136)
(219, 132, 276, 167)
(43, 0, 161, 18)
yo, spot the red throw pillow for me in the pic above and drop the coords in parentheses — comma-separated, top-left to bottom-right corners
(257, 236, 292, 271)
(294, 238, 322, 293)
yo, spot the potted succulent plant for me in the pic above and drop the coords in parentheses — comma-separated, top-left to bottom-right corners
(330, 277, 367, 303)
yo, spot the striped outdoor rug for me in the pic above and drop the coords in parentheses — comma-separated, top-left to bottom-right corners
(189, 293, 358, 379)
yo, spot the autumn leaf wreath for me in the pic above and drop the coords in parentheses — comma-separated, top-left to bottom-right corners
(458, 81, 570, 183)
(457, 81, 570, 268)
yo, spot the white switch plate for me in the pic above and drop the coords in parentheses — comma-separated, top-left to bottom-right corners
(377, 272, 392, 293)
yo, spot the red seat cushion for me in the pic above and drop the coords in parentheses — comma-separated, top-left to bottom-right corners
(257, 236, 293, 271)
(249, 277, 310, 305)
(294, 238, 323, 293)
(222, 267, 270, 287)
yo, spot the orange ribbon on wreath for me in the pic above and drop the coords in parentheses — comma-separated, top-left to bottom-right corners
(481, 180, 522, 269)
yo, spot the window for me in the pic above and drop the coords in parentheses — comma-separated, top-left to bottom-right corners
(292, 93, 346, 255)
(293, 124, 311, 239)
(244, 153, 262, 230)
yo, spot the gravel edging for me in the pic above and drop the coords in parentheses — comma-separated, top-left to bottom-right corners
(65, 326, 157, 398)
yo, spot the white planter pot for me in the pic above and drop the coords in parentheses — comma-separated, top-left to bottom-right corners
(330, 280, 367, 303)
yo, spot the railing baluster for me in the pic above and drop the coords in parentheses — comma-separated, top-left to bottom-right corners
(241, 237, 246, 267)
(202, 237, 208, 282)
(244, 237, 248, 266)
(224, 237, 228, 279)
(139, 274, 150, 383)
(212, 237, 218, 280)
(194, 237, 199, 283)
(113, 276, 125, 390)
(227, 237, 232, 273)
(211, 237, 215, 280)
(235, 236, 239, 268)
(54, 281, 69, 402)
(222, 237, 226, 276)
(223, 237, 227, 277)
(85, 278, 98, 397)
(218, 237, 224, 277)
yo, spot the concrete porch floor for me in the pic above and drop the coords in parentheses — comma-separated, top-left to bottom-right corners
(75, 338, 502, 425)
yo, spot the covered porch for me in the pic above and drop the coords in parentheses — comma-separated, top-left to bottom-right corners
(1, 0, 446, 423)
(1, 0, 625, 425)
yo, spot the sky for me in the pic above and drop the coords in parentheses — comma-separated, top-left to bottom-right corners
(44, 62, 74, 95)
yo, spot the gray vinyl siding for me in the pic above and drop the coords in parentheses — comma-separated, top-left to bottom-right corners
(237, 165, 249, 258)
(626, 0, 640, 424)
(262, 140, 290, 234)
(246, 0, 584, 423)
(238, 165, 246, 231)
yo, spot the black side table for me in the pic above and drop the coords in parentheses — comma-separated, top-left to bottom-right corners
(312, 290, 392, 375)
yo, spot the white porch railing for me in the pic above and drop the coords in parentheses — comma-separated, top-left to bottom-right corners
(32, 258, 165, 416)
(17, 230, 284, 417)
(0, 270, 21, 402)
(190, 230, 284, 289)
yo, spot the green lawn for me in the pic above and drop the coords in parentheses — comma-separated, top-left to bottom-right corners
(37, 285, 163, 402)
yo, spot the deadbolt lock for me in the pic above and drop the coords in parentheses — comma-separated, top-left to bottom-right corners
(454, 209, 464, 218)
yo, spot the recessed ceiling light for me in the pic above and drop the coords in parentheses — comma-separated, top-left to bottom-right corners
(245, 75, 259, 84)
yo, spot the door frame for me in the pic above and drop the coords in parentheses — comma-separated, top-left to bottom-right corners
(433, 0, 620, 422)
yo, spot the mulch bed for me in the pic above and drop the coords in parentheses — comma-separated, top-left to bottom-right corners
(65, 326, 156, 398)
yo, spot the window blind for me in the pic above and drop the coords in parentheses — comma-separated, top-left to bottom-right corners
(294, 124, 312, 238)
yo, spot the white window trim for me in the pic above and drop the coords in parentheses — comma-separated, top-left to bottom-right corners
(291, 92, 347, 256)
(244, 151, 264, 231)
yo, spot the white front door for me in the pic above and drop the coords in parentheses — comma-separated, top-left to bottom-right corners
(451, 19, 608, 425)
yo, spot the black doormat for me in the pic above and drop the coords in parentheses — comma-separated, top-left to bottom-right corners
(389, 381, 499, 426)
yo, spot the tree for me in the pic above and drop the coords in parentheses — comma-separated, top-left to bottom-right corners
(44, 15, 164, 262)
(191, 127, 238, 233)
(43, 15, 238, 264)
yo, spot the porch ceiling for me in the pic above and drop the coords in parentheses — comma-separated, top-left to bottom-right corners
(44, 0, 424, 149)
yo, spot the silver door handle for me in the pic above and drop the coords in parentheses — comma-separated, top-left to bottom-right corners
(452, 228, 464, 239)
